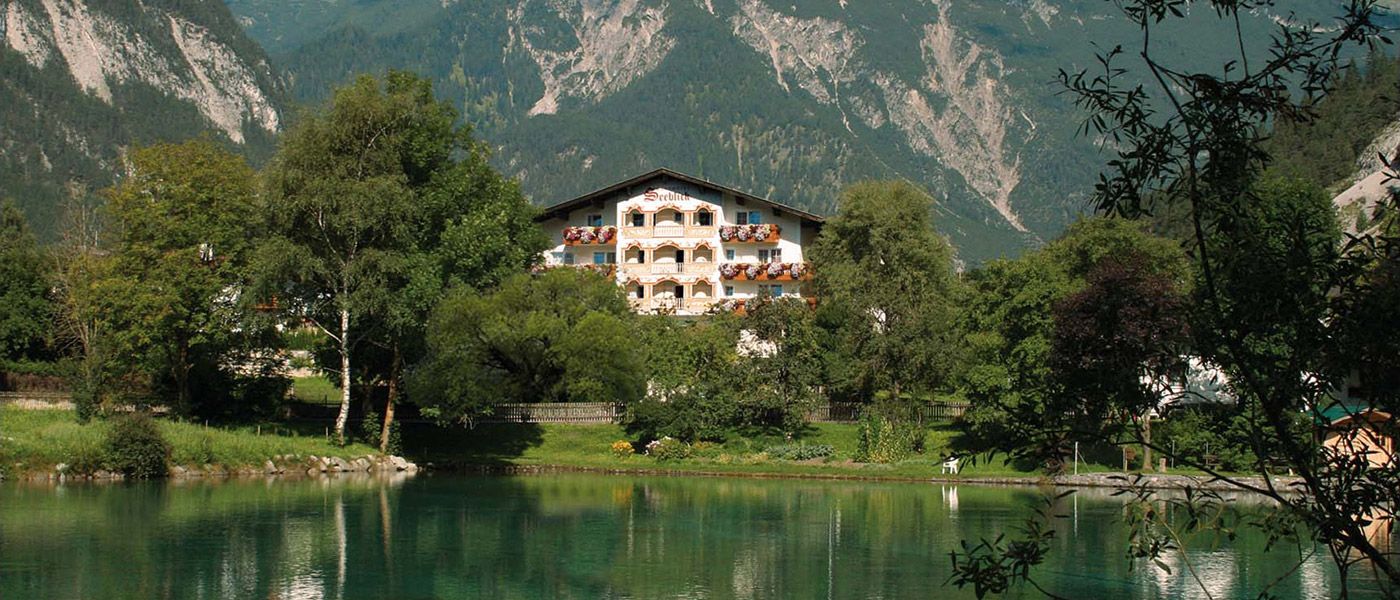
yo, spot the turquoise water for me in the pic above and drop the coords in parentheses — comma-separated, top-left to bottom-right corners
(0, 474, 1386, 599)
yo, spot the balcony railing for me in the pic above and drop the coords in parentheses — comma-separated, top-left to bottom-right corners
(619, 262, 718, 276)
(685, 225, 718, 238)
(627, 297, 721, 315)
(562, 226, 617, 246)
(719, 262, 812, 281)
(652, 224, 686, 238)
(719, 224, 780, 243)
(622, 225, 651, 238)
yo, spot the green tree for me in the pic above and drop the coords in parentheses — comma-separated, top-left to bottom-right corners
(733, 297, 827, 436)
(51, 197, 118, 421)
(951, 1, 1400, 594)
(955, 218, 1187, 454)
(258, 71, 460, 443)
(809, 181, 960, 408)
(102, 140, 267, 415)
(409, 269, 644, 424)
(364, 131, 547, 451)
(0, 200, 52, 362)
(1049, 252, 1190, 471)
(624, 314, 741, 443)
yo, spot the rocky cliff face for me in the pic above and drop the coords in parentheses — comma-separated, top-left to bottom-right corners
(15, 0, 1340, 259)
(1, 0, 282, 232)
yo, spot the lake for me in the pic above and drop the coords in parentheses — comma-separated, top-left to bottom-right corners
(0, 473, 1387, 599)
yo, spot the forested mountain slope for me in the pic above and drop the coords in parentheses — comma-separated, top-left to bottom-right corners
(225, 0, 1362, 260)
(0, 0, 283, 236)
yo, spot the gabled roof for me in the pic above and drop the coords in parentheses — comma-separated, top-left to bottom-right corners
(535, 167, 826, 223)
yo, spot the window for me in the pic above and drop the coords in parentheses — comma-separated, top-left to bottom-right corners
(736, 212, 748, 225)
(675, 250, 685, 264)
(725, 249, 736, 261)
(674, 285, 685, 299)
(771, 285, 784, 297)
(607, 252, 617, 264)
(551, 251, 566, 265)
(696, 211, 712, 226)
(748, 211, 763, 225)
(592, 252, 607, 265)
(630, 212, 646, 227)
(758, 284, 770, 296)
(758, 249, 769, 262)
(759, 249, 781, 262)
(587, 214, 603, 227)
(562, 253, 575, 265)
(634, 286, 646, 299)
(724, 286, 735, 297)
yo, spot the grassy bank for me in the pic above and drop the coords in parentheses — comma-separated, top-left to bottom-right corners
(400, 421, 1138, 481)
(3, 406, 1208, 484)
(0, 406, 379, 478)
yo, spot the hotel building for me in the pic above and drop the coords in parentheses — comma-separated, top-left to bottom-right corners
(536, 168, 825, 315)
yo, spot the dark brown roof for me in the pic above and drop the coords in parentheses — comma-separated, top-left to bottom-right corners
(535, 168, 826, 223)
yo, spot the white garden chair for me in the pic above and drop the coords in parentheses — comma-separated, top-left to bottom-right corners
(941, 457, 960, 474)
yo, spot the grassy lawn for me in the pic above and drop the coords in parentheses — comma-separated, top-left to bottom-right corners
(0, 406, 379, 476)
(291, 375, 340, 405)
(399, 420, 1129, 481)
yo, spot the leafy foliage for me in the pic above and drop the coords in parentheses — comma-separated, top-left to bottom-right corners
(410, 269, 644, 424)
(811, 181, 960, 405)
(763, 443, 835, 461)
(102, 140, 281, 417)
(0, 200, 52, 362)
(104, 413, 171, 479)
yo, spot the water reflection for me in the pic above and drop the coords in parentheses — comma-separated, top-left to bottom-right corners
(0, 474, 1387, 599)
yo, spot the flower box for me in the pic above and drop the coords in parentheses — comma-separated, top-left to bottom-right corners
(562, 226, 617, 245)
(718, 262, 812, 281)
(718, 224, 780, 243)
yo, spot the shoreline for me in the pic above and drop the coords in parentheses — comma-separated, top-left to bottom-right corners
(441, 462, 1303, 494)
(8, 459, 1299, 497)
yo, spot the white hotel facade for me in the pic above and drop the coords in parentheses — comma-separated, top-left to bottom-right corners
(536, 169, 825, 315)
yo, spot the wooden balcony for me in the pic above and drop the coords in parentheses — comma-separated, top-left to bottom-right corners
(719, 224, 780, 243)
(652, 224, 686, 238)
(562, 226, 617, 246)
(718, 262, 812, 281)
(685, 225, 718, 238)
(620, 263, 716, 276)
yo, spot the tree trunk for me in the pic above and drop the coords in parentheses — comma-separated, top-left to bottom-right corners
(334, 308, 352, 445)
(380, 344, 400, 453)
(1142, 413, 1153, 472)
(175, 339, 191, 415)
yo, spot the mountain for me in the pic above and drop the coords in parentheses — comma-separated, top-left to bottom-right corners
(225, 0, 1365, 261)
(0, 0, 283, 236)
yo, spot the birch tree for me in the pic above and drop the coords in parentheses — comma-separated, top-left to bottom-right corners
(258, 72, 457, 444)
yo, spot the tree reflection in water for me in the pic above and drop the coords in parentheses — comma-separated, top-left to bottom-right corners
(0, 474, 1385, 599)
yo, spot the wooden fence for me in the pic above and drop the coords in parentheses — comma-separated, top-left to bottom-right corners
(0, 391, 73, 405)
(479, 402, 622, 424)
(470, 401, 971, 425)
(806, 401, 971, 423)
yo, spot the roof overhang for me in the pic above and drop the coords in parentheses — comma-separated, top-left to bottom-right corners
(534, 168, 826, 224)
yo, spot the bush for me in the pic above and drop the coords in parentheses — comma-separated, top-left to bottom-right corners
(764, 443, 836, 461)
(1156, 406, 1264, 471)
(623, 393, 733, 444)
(646, 437, 692, 461)
(104, 413, 171, 479)
(611, 440, 635, 458)
(855, 412, 925, 464)
(358, 407, 402, 455)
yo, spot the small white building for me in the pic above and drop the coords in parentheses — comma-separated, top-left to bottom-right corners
(535, 168, 825, 315)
